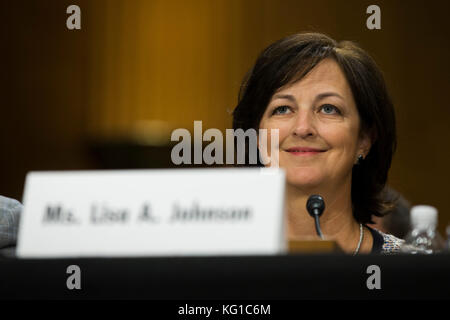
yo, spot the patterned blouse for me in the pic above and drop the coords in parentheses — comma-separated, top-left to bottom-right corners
(368, 226, 405, 254)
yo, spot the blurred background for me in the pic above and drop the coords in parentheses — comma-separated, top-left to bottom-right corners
(1, 0, 449, 234)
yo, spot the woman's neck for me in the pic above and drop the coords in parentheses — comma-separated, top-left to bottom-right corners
(285, 182, 373, 254)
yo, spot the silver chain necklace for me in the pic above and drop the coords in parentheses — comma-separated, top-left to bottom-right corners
(353, 223, 364, 255)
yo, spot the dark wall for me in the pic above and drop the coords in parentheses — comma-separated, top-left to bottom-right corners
(1, 1, 93, 200)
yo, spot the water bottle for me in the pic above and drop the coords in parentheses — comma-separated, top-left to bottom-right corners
(401, 205, 445, 254)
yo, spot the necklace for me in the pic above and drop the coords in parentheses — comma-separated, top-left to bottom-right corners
(353, 223, 364, 256)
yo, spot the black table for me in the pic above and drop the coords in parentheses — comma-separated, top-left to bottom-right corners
(1, 254, 449, 300)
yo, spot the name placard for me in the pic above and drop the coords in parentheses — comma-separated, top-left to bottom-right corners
(17, 168, 286, 258)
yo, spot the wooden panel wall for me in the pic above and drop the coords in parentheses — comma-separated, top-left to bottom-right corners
(1, 0, 449, 233)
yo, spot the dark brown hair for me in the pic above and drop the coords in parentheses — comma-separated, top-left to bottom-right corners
(232, 32, 396, 224)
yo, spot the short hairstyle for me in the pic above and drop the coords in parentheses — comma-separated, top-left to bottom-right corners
(232, 32, 396, 224)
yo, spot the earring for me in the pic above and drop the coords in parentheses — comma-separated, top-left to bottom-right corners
(356, 154, 364, 165)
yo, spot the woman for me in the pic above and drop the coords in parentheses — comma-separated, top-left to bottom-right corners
(232, 32, 404, 254)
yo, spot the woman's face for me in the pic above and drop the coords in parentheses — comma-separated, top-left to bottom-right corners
(259, 58, 371, 188)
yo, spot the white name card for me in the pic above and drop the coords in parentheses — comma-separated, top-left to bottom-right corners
(17, 168, 286, 258)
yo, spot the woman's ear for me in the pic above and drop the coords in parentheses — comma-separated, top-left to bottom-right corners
(357, 130, 373, 159)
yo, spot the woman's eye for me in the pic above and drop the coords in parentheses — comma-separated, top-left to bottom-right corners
(272, 106, 291, 115)
(319, 104, 341, 115)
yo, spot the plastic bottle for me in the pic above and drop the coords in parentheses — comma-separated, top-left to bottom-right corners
(401, 205, 445, 254)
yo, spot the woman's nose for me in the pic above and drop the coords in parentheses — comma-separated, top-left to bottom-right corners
(292, 111, 317, 138)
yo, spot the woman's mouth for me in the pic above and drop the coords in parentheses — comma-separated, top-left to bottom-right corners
(285, 147, 326, 156)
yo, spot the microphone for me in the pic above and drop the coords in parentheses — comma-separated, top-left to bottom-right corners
(306, 194, 325, 239)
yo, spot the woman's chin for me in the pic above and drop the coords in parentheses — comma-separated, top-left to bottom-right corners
(285, 170, 325, 189)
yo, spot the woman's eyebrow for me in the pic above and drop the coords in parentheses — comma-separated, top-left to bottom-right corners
(271, 94, 296, 102)
(272, 92, 345, 103)
(314, 92, 345, 103)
